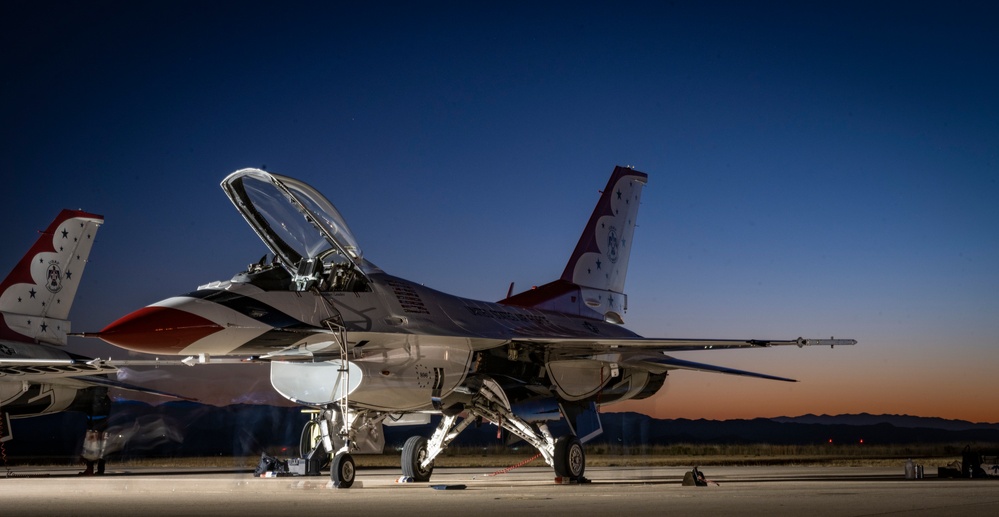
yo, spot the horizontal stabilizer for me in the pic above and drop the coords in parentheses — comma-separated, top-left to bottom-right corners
(642, 355, 797, 382)
(71, 375, 198, 401)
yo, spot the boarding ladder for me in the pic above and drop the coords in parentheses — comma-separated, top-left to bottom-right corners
(318, 291, 352, 454)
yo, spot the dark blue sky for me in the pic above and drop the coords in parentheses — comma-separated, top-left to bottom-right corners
(3, 1, 997, 420)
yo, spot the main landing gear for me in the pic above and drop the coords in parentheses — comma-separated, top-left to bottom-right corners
(401, 436, 434, 482)
(301, 377, 590, 486)
(400, 376, 588, 484)
(553, 435, 585, 480)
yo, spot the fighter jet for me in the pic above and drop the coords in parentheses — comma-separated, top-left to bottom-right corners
(93, 167, 855, 487)
(0, 210, 187, 474)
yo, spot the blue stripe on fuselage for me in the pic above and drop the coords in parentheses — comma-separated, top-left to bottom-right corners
(184, 289, 315, 330)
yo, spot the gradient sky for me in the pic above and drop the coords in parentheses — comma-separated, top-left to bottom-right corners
(3, 1, 997, 422)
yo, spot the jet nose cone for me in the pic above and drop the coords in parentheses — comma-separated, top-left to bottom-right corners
(99, 306, 223, 354)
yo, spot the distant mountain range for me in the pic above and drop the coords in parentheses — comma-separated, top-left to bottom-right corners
(771, 413, 999, 431)
(3, 401, 997, 462)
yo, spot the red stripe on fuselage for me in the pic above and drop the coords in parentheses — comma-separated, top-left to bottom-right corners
(98, 306, 223, 354)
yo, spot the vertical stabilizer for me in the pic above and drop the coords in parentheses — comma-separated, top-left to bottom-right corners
(500, 166, 646, 323)
(562, 166, 647, 292)
(0, 209, 104, 345)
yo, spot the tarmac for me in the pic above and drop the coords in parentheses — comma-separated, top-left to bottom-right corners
(1, 465, 997, 516)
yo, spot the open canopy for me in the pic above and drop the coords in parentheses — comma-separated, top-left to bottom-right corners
(221, 168, 364, 278)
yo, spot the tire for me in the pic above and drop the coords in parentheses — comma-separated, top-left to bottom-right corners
(553, 435, 585, 480)
(331, 452, 355, 488)
(401, 435, 434, 482)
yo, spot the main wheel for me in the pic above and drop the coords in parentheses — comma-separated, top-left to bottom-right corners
(553, 435, 585, 480)
(299, 420, 330, 469)
(401, 435, 434, 482)
(331, 452, 355, 488)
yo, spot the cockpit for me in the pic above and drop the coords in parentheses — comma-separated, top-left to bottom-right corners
(221, 169, 371, 293)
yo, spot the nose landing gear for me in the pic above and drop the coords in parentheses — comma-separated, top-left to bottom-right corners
(331, 451, 355, 488)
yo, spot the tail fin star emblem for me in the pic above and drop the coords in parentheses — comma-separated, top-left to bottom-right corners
(607, 226, 619, 263)
(46, 261, 63, 293)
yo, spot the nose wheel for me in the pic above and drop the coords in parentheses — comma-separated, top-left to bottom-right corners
(331, 452, 355, 488)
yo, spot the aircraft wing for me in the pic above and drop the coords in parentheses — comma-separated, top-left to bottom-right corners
(0, 357, 197, 400)
(511, 336, 855, 351)
(512, 336, 856, 382)
(0, 357, 118, 380)
(63, 375, 198, 400)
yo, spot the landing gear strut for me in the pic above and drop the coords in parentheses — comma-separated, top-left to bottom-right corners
(296, 305, 388, 487)
(80, 387, 111, 476)
(402, 376, 589, 483)
(80, 429, 107, 475)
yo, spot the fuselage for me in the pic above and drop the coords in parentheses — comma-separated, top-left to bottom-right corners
(97, 263, 653, 412)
